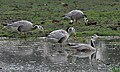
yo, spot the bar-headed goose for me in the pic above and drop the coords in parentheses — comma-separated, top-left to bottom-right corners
(46, 27, 76, 43)
(67, 37, 97, 64)
(3, 20, 44, 37)
(64, 10, 88, 24)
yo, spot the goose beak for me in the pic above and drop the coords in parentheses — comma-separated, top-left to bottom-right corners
(42, 30, 45, 34)
(63, 17, 68, 20)
(73, 32, 76, 35)
(38, 26, 44, 32)
(39, 28, 44, 34)
(41, 28, 44, 32)
(72, 32, 76, 39)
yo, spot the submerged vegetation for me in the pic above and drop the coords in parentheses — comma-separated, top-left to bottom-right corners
(0, 0, 120, 38)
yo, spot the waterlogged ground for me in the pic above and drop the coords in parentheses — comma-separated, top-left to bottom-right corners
(0, 36, 120, 72)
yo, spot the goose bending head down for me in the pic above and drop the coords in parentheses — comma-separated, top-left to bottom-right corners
(68, 37, 96, 52)
(46, 27, 76, 43)
(3, 20, 44, 37)
(67, 37, 97, 63)
(64, 10, 88, 24)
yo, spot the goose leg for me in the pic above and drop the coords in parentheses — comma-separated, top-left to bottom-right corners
(71, 56, 77, 64)
(78, 20, 80, 24)
(75, 20, 78, 24)
(24, 32, 26, 38)
(89, 53, 97, 65)
(89, 55, 92, 64)
(20, 32, 22, 38)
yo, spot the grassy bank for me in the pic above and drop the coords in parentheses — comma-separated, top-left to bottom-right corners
(0, 0, 120, 38)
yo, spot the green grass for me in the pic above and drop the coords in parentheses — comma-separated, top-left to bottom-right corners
(0, 0, 120, 39)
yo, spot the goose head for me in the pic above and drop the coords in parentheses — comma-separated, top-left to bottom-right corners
(83, 15, 89, 25)
(33, 25, 44, 31)
(91, 34, 101, 40)
(66, 27, 76, 35)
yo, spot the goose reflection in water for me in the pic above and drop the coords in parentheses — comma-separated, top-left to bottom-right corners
(1, 40, 35, 56)
(45, 51, 68, 63)
(67, 36, 97, 64)
(13, 45, 34, 56)
(44, 43, 68, 64)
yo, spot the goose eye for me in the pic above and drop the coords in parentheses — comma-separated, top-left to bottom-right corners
(69, 28, 72, 31)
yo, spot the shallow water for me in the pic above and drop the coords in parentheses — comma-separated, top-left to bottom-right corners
(0, 37, 119, 72)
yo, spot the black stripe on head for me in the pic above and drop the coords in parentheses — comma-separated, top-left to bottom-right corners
(84, 15, 87, 18)
(32, 25, 38, 30)
(66, 27, 70, 32)
(66, 27, 75, 33)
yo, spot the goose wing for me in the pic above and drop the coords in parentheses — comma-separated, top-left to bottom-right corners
(47, 29, 69, 41)
(67, 10, 84, 17)
(69, 43, 95, 51)
(8, 20, 33, 27)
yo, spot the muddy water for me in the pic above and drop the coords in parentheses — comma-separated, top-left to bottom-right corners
(0, 37, 119, 72)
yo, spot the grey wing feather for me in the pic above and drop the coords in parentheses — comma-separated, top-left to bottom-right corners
(8, 20, 33, 27)
(58, 36, 67, 43)
(67, 10, 84, 19)
(69, 44, 93, 50)
(47, 30, 67, 40)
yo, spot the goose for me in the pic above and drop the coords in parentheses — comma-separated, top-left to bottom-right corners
(3, 20, 44, 37)
(64, 10, 88, 24)
(67, 37, 97, 64)
(46, 27, 76, 43)
(68, 37, 96, 53)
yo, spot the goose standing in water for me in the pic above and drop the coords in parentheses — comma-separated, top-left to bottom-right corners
(67, 37, 97, 64)
(3, 20, 44, 37)
(64, 10, 88, 24)
(46, 27, 76, 44)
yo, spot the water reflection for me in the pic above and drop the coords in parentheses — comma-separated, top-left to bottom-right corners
(0, 39, 44, 65)
(0, 37, 119, 72)
(96, 39, 120, 65)
(44, 43, 68, 64)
